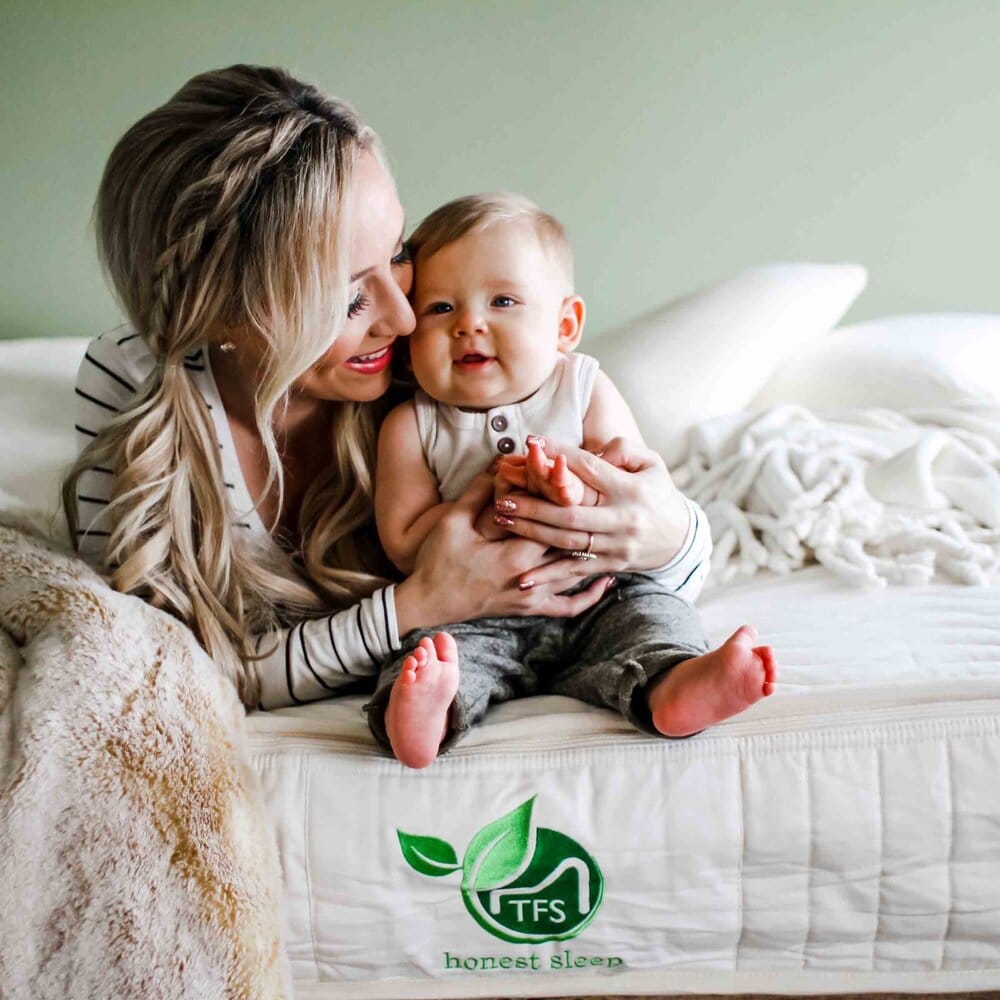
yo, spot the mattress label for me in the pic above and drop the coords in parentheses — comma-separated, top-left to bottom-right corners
(398, 795, 616, 962)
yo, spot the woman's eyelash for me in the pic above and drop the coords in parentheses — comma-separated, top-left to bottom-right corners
(347, 248, 408, 318)
(348, 292, 370, 318)
(345, 244, 409, 319)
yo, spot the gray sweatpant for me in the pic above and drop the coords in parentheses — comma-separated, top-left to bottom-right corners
(366, 573, 708, 751)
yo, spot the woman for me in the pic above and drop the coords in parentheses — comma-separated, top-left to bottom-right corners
(64, 65, 702, 711)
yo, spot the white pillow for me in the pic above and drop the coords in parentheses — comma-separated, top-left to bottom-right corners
(0, 337, 89, 518)
(748, 313, 1000, 413)
(589, 263, 867, 467)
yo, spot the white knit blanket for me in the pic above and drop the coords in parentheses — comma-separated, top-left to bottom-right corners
(0, 499, 289, 999)
(674, 401, 1000, 588)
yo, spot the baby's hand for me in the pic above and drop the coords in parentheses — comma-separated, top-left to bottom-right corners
(497, 440, 595, 507)
(473, 461, 521, 539)
(473, 464, 517, 539)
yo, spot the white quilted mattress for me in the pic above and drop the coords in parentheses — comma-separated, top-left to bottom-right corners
(3, 336, 996, 995)
(247, 568, 1000, 998)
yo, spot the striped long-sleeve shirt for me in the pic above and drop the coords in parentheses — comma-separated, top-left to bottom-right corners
(73, 328, 712, 710)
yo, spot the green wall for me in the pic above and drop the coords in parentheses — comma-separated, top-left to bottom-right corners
(3, 0, 999, 341)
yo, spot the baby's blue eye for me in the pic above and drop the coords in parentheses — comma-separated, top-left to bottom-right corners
(428, 302, 453, 315)
(492, 295, 516, 307)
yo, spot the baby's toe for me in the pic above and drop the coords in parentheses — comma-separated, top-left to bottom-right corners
(754, 645, 776, 677)
(400, 655, 418, 682)
(753, 645, 777, 695)
(433, 631, 458, 664)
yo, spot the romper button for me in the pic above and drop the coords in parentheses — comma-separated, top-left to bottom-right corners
(497, 437, 515, 454)
(490, 414, 508, 432)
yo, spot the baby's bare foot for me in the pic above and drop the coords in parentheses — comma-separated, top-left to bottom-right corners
(648, 625, 777, 738)
(385, 633, 460, 769)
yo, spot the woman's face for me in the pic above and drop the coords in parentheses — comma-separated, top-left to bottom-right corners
(295, 152, 415, 403)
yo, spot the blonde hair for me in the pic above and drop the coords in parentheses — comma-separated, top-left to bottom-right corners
(408, 192, 574, 292)
(62, 65, 395, 707)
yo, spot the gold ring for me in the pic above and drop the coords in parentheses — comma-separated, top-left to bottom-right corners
(571, 533, 596, 561)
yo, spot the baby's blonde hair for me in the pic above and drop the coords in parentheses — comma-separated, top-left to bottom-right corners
(62, 64, 395, 707)
(408, 192, 574, 292)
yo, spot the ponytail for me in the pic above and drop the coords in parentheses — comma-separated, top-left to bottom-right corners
(64, 66, 393, 707)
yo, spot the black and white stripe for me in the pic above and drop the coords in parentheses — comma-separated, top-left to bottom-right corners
(75, 387, 121, 414)
(645, 498, 713, 600)
(259, 589, 396, 708)
(82, 351, 136, 394)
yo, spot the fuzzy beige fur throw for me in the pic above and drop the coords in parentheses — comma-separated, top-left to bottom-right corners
(0, 499, 289, 999)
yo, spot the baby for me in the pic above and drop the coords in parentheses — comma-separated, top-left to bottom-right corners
(367, 193, 776, 768)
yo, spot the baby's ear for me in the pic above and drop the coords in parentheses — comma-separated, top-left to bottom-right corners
(557, 296, 586, 352)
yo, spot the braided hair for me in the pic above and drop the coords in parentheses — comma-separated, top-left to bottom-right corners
(63, 65, 393, 706)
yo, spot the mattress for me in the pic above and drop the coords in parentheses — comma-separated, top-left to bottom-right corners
(3, 336, 999, 996)
(247, 568, 1000, 997)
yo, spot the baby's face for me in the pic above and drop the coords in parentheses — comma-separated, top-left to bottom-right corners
(409, 223, 575, 410)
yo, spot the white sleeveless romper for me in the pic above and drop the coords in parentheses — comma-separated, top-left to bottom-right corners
(412, 352, 600, 502)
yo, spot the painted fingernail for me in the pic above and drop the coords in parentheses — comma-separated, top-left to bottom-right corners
(495, 497, 517, 512)
(526, 435, 546, 448)
(518, 580, 535, 591)
(495, 515, 515, 527)
(606, 577, 618, 590)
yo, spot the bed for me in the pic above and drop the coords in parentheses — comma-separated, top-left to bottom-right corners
(2, 264, 999, 998)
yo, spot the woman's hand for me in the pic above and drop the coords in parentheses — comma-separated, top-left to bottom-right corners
(393, 472, 614, 635)
(494, 437, 691, 590)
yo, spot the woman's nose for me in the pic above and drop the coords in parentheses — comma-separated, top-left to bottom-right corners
(383, 279, 416, 338)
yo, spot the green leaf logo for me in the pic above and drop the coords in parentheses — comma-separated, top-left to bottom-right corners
(397, 795, 604, 944)
(397, 831, 460, 877)
(462, 795, 535, 892)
